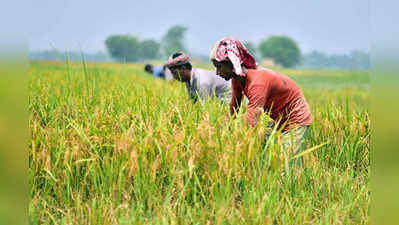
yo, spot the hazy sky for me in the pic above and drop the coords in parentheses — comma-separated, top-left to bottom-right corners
(26, 0, 369, 54)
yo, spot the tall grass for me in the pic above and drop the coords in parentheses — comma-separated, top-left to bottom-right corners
(29, 61, 369, 224)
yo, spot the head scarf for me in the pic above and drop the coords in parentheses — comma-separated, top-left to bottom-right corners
(165, 51, 190, 68)
(210, 37, 257, 77)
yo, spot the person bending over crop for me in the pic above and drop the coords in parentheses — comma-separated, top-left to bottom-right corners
(165, 52, 232, 104)
(210, 37, 312, 165)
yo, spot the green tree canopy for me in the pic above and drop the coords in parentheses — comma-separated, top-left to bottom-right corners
(105, 35, 160, 62)
(105, 35, 140, 62)
(138, 39, 160, 60)
(162, 25, 188, 57)
(259, 36, 301, 67)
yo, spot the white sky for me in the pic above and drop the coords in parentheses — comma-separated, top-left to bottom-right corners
(23, 0, 370, 54)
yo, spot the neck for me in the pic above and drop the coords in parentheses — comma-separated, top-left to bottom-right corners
(187, 69, 192, 80)
(242, 66, 248, 76)
(233, 65, 248, 84)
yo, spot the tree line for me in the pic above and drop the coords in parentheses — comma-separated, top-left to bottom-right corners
(299, 50, 369, 70)
(105, 25, 188, 62)
(29, 24, 369, 69)
(105, 25, 303, 68)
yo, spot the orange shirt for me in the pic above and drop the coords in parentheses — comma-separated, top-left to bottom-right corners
(230, 68, 312, 130)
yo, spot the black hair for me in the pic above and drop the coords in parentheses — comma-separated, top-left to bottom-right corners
(170, 52, 192, 70)
(144, 64, 152, 72)
(172, 53, 182, 58)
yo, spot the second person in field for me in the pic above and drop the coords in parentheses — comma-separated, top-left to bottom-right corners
(165, 52, 232, 104)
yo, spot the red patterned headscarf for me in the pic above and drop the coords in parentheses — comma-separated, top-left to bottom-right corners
(210, 37, 257, 77)
(165, 51, 190, 68)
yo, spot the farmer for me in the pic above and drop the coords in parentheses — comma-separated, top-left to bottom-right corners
(144, 64, 166, 79)
(165, 51, 232, 104)
(210, 37, 312, 166)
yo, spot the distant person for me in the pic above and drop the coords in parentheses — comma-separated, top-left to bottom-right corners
(165, 52, 232, 104)
(144, 64, 165, 79)
(210, 37, 312, 166)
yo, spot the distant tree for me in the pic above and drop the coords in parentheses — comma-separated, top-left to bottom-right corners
(259, 36, 301, 67)
(243, 41, 259, 60)
(105, 35, 140, 62)
(105, 35, 160, 62)
(301, 51, 329, 68)
(29, 50, 113, 62)
(349, 50, 370, 69)
(162, 25, 188, 57)
(138, 39, 160, 60)
(299, 50, 369, 69)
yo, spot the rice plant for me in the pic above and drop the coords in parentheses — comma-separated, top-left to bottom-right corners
(29, 61, 369, 224)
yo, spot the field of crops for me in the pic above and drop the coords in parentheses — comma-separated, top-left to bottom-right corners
(29, 61, 369, 224)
